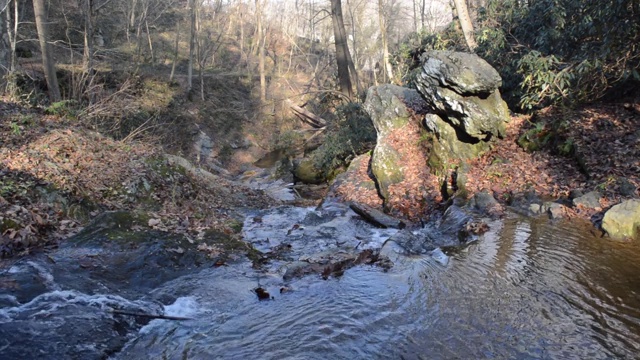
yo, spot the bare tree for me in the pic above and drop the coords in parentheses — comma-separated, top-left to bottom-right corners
(0, 0, 8, 86)
(453, 0, 477, 51)
(256, 0, 266, 102)
(83, 0, 94, 73)
(330, 0, 353, 98)
(188, 0, 196, 91)
(33, 0, 60, 102)
(377, 0, 394, 82)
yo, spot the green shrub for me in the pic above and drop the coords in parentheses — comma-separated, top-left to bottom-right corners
(45, 100, 79, 118)
(310, 103, 377, 178)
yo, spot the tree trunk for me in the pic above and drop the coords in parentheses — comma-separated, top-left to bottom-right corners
(330, 0, 353, 99)
(256, 0, 266, 102)
(83, 0, 94, 73)
(453, 0, 477, 51)
(377, 0, 394, 82)
(188, 0, 196, 91)
(32, 0, 61, 102)
(345, 0, 363, 96)
(0, 0, 8, 83)
(169, 21, 180, 81)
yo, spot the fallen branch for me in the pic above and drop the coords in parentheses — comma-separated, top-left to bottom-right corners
(109, 308, 193, 321)
(286, 100, 327, 128)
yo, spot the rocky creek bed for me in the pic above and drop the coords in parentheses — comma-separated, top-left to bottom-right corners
(2, 197, 640, 359)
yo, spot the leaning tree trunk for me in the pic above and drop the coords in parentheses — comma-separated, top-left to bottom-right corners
(453, 0, 477, 52)
(330, 0, 353, 99)
(32, 0, 61, 102)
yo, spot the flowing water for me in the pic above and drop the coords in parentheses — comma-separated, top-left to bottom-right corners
(2, 204, 640, 359)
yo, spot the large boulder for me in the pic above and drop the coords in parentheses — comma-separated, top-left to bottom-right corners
(418, 50, 503, 95)
(293, 156, 326, 184)
(423, 113, 490, 169)
(415, 51, 509, 141)
(363, 85, 436, 220)
(602, 199, 640, 240)
(364, 85, 420, 200)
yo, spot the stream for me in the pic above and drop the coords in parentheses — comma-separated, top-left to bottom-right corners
(2, 201, 640, 359)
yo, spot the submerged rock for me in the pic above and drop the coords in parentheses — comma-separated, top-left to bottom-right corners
(602, 199, 640, 240)
(383, 230, 437, 255)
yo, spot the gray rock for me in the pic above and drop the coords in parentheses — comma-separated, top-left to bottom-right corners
(572, 191, 602, 209)
(293, 156, 326, 184)
(415, 51, 510, 142)
(602, 199, 640, 240)
(529, 203, 543, 215)
(439, 205, 472, 237)
(418, 51, 502, 96)
(384, 230, 437, 254)
(418, 86, 509, 140)
(468, 190, 500, 212)
(618, 178, 637, 197)
(543, 202, 565, 219)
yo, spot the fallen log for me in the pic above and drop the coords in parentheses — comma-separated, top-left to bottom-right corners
(349, 202, 406, 229)
(287, 100, 327, 128)
(109, 308, 193, 321)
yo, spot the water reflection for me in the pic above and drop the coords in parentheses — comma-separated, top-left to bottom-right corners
(113, 214, 640, 359)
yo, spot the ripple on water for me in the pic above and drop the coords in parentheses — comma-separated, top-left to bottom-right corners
(107, 213, 640, 359)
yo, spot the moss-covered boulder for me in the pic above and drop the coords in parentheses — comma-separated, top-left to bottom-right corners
(365, 85, 420, 201)
(293, 156, 326, 184)
(423, 113, 490, 171)
(602, 199, 640, 240)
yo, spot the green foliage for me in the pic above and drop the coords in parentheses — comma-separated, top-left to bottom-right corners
(9, 122, 21, 136)
(311, 103, 377, 178)
(396, 0, 640, 111)
(392, 26, 468, 87)
(45, 100, 78, 118)
(476, 0, 640, 110)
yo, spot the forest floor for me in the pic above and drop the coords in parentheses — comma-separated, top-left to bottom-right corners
(465, 103, 639, 219)
(0, 95, 277, 258)
(333, 101, 640, 224)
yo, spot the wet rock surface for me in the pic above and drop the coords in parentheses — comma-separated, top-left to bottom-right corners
(602, 199, 640, 240)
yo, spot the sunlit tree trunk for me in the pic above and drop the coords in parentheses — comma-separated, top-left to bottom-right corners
(377, 0, 394, 82)
(330, 0, 353, 99)
(453, 0, 477, 51)
(33, 0, 60, 102)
